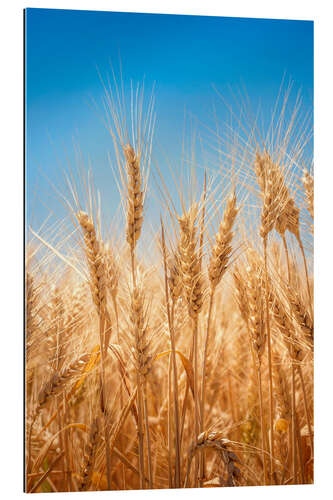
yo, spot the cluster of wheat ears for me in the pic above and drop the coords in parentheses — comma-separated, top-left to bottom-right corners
(25, 84, 313, 492)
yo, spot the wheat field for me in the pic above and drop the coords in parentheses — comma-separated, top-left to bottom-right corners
(25, 83, 313, 492)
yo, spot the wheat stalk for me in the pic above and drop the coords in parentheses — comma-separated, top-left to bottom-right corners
(79, 418, 100, 491)
(76, 211, 112, 488)
(161, 220, 181, 488)
(200, 191, 238, 483)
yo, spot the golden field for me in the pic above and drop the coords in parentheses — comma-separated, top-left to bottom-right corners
(25, 85, 313, 492)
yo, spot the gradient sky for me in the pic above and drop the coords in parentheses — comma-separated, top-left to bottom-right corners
(25, 8, 313, 232)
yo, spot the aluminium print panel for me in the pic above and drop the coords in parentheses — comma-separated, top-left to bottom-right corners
(25, 8, 313, 492)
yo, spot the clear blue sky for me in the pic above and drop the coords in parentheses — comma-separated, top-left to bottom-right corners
(25, 8, 313, 231)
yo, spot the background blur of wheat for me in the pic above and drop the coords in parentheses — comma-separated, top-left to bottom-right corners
(25, 82, 313, 492)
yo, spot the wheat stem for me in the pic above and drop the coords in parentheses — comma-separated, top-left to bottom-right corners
(297, 365, 313, 457)
(161, 220, 181, 488)
(143, 381, 153, 488)
(291, 364, 298, 483)
(257, 362, 268, 485)
(263, 238, 275, 482)
(199, 289, 215, 484)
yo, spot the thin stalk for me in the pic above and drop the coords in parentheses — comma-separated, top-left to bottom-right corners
(198, 174, 208, 485)
(143, 381, 153, 488)
(161, 220, 181, 488)
(258, 362, 268, 485)
(291, 364, 298, 483)
(129, 245, 145, 488)
(136, 372, 146, 489)
(179, 335, 194, 446)
(62, 393, 71, 491)
(26, 412, 37, 484)
(193, 318, 200, 487)
(29, 452, 65, 493)
(112, 294, 125, 452)
(57, 397, 66, 488)
(167, 355, 173, 488)
(98, 315, 112, 490)
(228, 371, 236, 423)
(112, 294, 120, 345)
(281, 428, 292, 485)
(179, 321, 196, 483)
(199, 170, 207, 270)
(199, 289, 215, 485)
(263, 237, 275, 482)
(179, 381, 189, 446)
(295, 413, 305, 483)
(130, 249, 137, 289)
(281, 233, 300, 485)
(200, 291, 214, 425)
(101, 396, 112, 491)
(297, 365, 313, 457)
(280, 233, 293, 486)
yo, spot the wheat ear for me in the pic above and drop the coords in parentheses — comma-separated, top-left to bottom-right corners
(208, 190, 238, 288)
(37, 353, 93, 411)
(26, 272, 39, 365)
(185, 432, 241, 487)
(124, 144, 144, 252)
(200, 191, 238, 482)
(302, 170, 314, 220)
(288, 287, 313, 348)
(177, 203, 203, 318)
(177, 203, 203, 486)
(129, 284, 151, 487)
(246, 257, 267, 484)
(79, 418, 100, 491)
(77, 211, 112, 489)
(77, 212, 107, 319)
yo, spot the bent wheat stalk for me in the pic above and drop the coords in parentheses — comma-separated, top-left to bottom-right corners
(185, 432, 241, 488)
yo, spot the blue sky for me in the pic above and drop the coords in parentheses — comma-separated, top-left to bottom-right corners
(25, 8, 313, 232)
